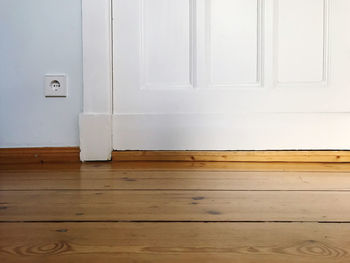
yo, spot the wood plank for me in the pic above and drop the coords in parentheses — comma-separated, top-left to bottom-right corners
(2, 169, 350, 191)
(113, 150, 350, 163)
(0, 147, 80, 164)
(109, 161, 350, 171)
(1, 222, 350, 263)
(1, 190, 350, 222)
(3, 161, 350, 172)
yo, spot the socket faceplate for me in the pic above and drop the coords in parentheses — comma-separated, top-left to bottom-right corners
(45, 75, 67, 97)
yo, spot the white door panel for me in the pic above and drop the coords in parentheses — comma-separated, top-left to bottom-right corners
(142, 0, 192, 89)
(277, 0, 327, 84)
(208, 0, 261, 86)
(113, 0, 350, 150)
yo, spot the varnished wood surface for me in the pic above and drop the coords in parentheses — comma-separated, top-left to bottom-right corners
(1, 190, 350, 222)
(109, 161, 350, 171)
(3, 161, 350, 172)
(110, 161, 350, 171)
(0, 147, 80, 164)
(2, 147, 350, 166)
(114, 150, 350, 163)
(2, 147, 350, 165)
(2, 169, 350, 191)
(1, 222, 350, 263)
(1, 162, 350, 262)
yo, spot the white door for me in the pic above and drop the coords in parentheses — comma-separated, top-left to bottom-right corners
(113, 0, 350, 150)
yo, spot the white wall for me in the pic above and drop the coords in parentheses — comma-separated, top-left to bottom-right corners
(0, 0, 83, 147)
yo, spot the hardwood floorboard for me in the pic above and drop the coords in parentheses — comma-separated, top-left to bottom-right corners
(1, 222, 350, 263)
(3, 161, 350, 172)
(1, 162, 350, 262)
(2, 169, 350, 191)
(1, 190, 350, 222)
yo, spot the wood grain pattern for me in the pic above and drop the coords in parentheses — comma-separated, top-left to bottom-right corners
(109, 161, 350, 171)
(3, 161, 350, 172)
(1, 190, 350, 222)
(2, 169, 350, 191)
(1, 163, 350, 262)
(0, 148, 80, 164)
(113, 150, 350, 163)
(1, 222, 350, 263)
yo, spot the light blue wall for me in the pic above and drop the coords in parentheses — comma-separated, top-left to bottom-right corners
(0, 0, 83, 147)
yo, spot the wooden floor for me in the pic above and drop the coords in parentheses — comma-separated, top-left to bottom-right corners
(2, 162, 350, 262)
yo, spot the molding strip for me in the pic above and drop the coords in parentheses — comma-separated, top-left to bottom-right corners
(81, 0, 113, 161)
(82, 0, 113, 113)
(0, 147, 80, 164)
(113, 151, 350, 163)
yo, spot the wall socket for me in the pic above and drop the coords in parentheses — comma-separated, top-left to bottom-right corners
(45, 75, 67, 97)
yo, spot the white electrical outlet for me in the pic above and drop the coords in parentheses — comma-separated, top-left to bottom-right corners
(45, 75, 67, 97)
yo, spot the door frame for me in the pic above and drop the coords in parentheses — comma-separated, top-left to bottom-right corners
(80, 0, 113, 161)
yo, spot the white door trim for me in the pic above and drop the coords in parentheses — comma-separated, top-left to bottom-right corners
(80, 0, 113, 161)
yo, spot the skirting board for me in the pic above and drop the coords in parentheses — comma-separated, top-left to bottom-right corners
(112, 151, 350, 163)
(2, 148, 350, 164)
(0, 147, 80, 164)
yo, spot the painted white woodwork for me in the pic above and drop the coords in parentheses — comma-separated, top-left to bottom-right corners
(142, 0, 193, 89)
(82, 0, 113, 114)
(114, 113, 350, 150)
(112, 0, 350, 150)
(277, 0, 328, 85)
(80, 114, 112, 161)
(80, 0, 113, 161)
(209, 0, 262, 87)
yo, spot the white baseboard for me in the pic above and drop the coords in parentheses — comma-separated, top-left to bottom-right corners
(113, 113, 350, 150)
(79, 114, 112, 161)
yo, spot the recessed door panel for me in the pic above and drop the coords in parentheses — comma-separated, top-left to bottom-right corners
(142, 0, 193, 89)
(277, 0, 327, 85)
(208, 0, 261, 87)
